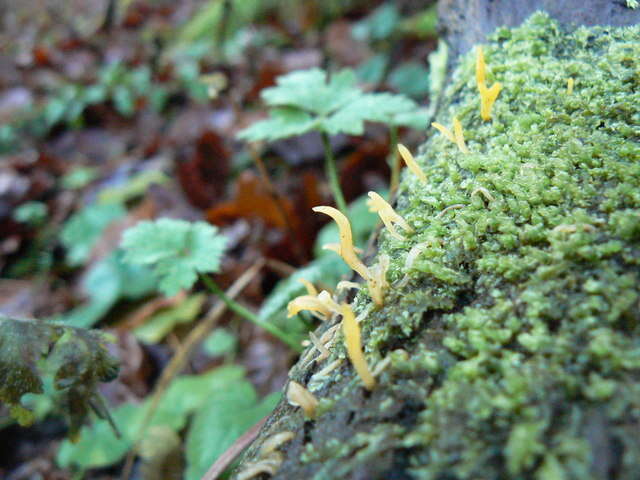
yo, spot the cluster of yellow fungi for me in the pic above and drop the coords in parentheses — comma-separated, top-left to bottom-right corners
(283, 42, 505, 400)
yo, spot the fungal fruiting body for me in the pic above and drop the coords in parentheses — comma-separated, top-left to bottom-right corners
(567, 78, 574, 95)
(298, 278, 318, 296)
(367, 191, 413, 241)
(476, 46, 502, 121)
(287, 290, 340, 320)
(313, 206, 388, 306)
(341, 303, 375, 390)
(452, 117, 470, 154)
(287, 380, 319, 418)
(367, 254, 390, 307)
(312, 206, 370, 280)
(397, 144, 427, 183)
(431, 117, 470, 153)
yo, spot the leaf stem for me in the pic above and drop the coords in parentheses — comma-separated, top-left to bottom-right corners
(200, 275, 302, 352)
(389, 125, 400, 193)
(321, 132, 348, 217)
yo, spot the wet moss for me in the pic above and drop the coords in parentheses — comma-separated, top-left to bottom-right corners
(233, 12, 640, 480)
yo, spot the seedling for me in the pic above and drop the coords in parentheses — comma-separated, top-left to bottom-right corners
(121, 218, 301, 351)
(238, 68, 427, 216)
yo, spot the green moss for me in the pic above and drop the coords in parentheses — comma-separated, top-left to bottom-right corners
(234, 12, 640, 480)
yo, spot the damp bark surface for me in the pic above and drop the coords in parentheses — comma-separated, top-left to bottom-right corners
(230, 9, 640, 480)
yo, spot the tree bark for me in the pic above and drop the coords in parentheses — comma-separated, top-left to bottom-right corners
(230, 3, 640, 479)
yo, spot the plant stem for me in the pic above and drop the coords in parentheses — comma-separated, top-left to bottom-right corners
(201, 275, 302, 352)
(321, 132, 348, 216)
(389, 125, 400, 193)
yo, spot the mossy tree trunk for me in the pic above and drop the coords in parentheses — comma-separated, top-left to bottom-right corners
(230, 4, 640, 480)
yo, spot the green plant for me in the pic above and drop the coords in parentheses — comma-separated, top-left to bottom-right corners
(238, 68, 427, 216)
(0, 316, 118, 438)
(56, 364, 278, 479)
(120, 218, 301, 350)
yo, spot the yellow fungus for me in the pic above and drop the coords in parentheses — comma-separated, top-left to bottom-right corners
(309, 331, 330, 362)
(397, 144, 427, 183)
(432, 119, 470, 153)
(367, 191, 413, 241)
(236, 457, 283, 480)
(287, 381, 318, 418)
(341, 303, 375, 390)
(260, 431, 295, 455)
(567, 78, 574, 95)
(287, 289, 340, 321)
(310, 358, 343, 381)
(367, 254, 390, 307)
(298, 278, 318, 296)
(323, 243, 363, 255)
(475, 46, 502, 121)
(313, 206, 371, 281)
(452, 117, 470, 154)
(431, 121, 456, 143)
(287, 295, 331, 319)
(336, 280, 360, 292)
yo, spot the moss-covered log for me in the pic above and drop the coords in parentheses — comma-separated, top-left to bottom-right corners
(231, 11, 640, 480)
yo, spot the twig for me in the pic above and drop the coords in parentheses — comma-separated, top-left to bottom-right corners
(121, 259, 266, 480)
(201, 415, 268, 480)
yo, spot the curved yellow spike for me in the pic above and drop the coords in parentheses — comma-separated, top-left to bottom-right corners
(397, 144, 427, 183)
(431, 121, 456, 143)
(566, 78, 574, 95)
(287, 295, 331, 319)
(367, 192, 413, 241)
(313, 206, 371, 281)
(341, 303, 375, 390)
(453, 117, 470, 154)
(298, 278, 318, 296)
(475, 46, 502, 121)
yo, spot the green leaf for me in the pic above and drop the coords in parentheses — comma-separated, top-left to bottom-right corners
(202, 328, 238, 356)
(260, 68, 361, 116)
(56, 365, 246, 470)
(0, 316, 118, 437)
(237, 108, 316, 142)
(97, 170, 168, 205)
(185, 383, 280, 480)
(121, 219, 228, 296)
(60, 166, 99, 190)
(134, 294, 205, 344)
(356, 53, 388, 84)
(352, 3, 400, 41)
(56, 250, 157, 328)
(13, 201, 48, 225)
(388, 62, 430, 99)
(60, 202, 126, 266)
(238, 67, 427, 142)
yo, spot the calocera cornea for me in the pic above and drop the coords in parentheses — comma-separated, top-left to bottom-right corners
(431, 117, 470, 153)
(312, 206, 388, 306)
(287, 380, 319, 418)
(367, 192, 413, 241)
(287, 290, 340, 321)
(397, 144, 427, 183)
(475, 46, 502, 121)
(341, 303, 375, 390)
